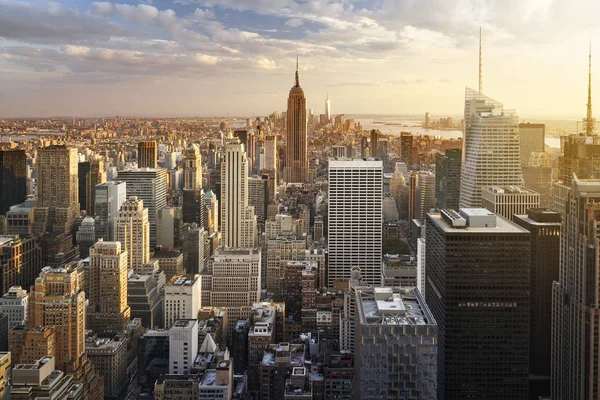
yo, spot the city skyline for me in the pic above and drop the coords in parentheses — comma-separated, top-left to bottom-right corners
(1, 0, 599, 118)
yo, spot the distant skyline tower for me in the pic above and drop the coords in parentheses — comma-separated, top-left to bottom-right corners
(0, 150, 26, 216)
(115, 196, 150, 271)
(220, 137, 257, 248)
(459, 88, 523, 207)
(284, 54, 309, 183)
(33, 145, 80, 235)
(328, 159, 383, 287)
(182, 143, 204, 226)
(325, 92, 331, 123)
(137, 141, 158, 168)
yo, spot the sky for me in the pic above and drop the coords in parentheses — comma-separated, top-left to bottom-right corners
(0, 0, 599, 118)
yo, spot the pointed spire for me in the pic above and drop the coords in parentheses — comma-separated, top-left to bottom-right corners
(479, 26, 483, 94)
(585, 40, 596, 136)
(295, 51, 300, 87)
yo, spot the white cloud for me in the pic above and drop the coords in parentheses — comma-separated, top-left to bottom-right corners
(255, 57, 277, 70)
(195, 53, 220, 65)
(66, 45, 90, 56)
(285, 18, 304, 28)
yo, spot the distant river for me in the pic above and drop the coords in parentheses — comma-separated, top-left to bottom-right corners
(1, 131, 65, 142)
(356, 117, 561, 149)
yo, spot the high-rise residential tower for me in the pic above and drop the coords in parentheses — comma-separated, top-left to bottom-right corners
(459, 88, 523, 207)
(118, 167, 167, 247)
(0, 150, 26, 216)
(138, 141, 158, 168)
(426, 208, 530, 400)
(328, 159, 383, 287)
(220, 138, 257, 248)
(284, 57, 309, 183)
(87, 241, 131, 335)
(115, 196, 150, 271)
(33, 146, 80, 235)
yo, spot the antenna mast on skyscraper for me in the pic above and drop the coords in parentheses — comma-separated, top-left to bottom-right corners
(585, 40, 596, 136)
(479, 26, 483, 94)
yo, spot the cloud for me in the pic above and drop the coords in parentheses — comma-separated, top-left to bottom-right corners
(326, 80, 380, 87)
(285, 18, 304, 28)
(196, 53, 220, 65)
(193, 8, 216, 20)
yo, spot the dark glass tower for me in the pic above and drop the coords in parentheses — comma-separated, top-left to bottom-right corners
(435, 149, 462, 210)
(0, 150, 26, 215)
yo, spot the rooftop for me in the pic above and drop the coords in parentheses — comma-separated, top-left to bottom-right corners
(484, 186, 538, 195)
(429, 209, 529, 234)
(356, 287, 435, 327)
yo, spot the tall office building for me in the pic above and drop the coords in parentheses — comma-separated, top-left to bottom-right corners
(518, 123, 545, 167)
(426, 208, 530, 399)
(86, 156, 106, 215)
(459, 88, 523, 207)
(435, 149, 461, 210)
(328, 159, 383, 287)
(552, 177, 600, 399)
(78, 161, 90, 214)
(118, 167, 167, 247)
(248, 176, 268, 224)
(264, 135, 277, 171)
(325, 93, 331, 123)
(370, 130, 378, 158)
(400, 132, 413, 167)
(220, 138, 257, 248)
(33, 145, 80, 235)
(0, 235, 42, 292)
(115, 196, 150, 271)
(284, 58, 309, 183)
(88, 241, 131, 335)
(138, 141, 158, 168)
(415, 171, 435, 222)
(94, 181, 127, 241)
(354, 287, 437, 400)
(164, 275, 200, 330)
(0, 150, 26, 215)
(183, 144, 204, 226)
(513, 209, 560, 399)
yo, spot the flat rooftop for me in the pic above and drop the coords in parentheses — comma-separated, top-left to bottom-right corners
(328, 158, 382, 166)
(356, 287, 435, 327)
(427, 212, 529, 234)
(483, 186, 538, 195)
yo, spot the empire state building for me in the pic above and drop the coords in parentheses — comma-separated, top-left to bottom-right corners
(284, 56, 309, 183)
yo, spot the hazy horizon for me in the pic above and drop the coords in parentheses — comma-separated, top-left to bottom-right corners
(1, 0, 599, 119)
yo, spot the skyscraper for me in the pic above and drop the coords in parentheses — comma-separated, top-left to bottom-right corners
(138, 141, 158, 168)
(118, 167, 167, 247)
(115, 196, 150, 271)
(513, 209, 560, 399)
(426, 208, 530, 399)
(86, 156, 106, 215)
(459, 88, 523, 207)
(370, 130, 378, 158)
(518, 123, 545, 167)
(435, 149, 461, 211)
(551, 177, 600, 399)
(0, 150, 26, 216)
(325, 93, 331, 123)
(87, 241, 131, 335)
(415, 171, 435, 222)
(220, 138, 257, 248)
(94, 181, 127, 241)
(182, 144, 204, 226)
(263, 135, 277, 171)
(400, 132, 413, 167)
(284, 56, 309, 183)
(328, 159, 383, 287)
(33, 145, 80, 235)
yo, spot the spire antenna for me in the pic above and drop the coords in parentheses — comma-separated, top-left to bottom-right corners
(585, 40, 595, 136)
(295, 51, 300, 87)
(479, 26, 483, 94)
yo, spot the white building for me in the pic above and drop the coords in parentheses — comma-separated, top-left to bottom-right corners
(169, 319, 198, 375)
(460, 88, 523, 208)
(220, 138, 257, 248)
(115, 196, 150, 271)
(416, 171, 436, 222)
(94, 181, 127, 241)
(164, 275, 200, 330)
(328, 159, 383, 287)
(0, 286, 28, 329)
(481, 186, 540, 220)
